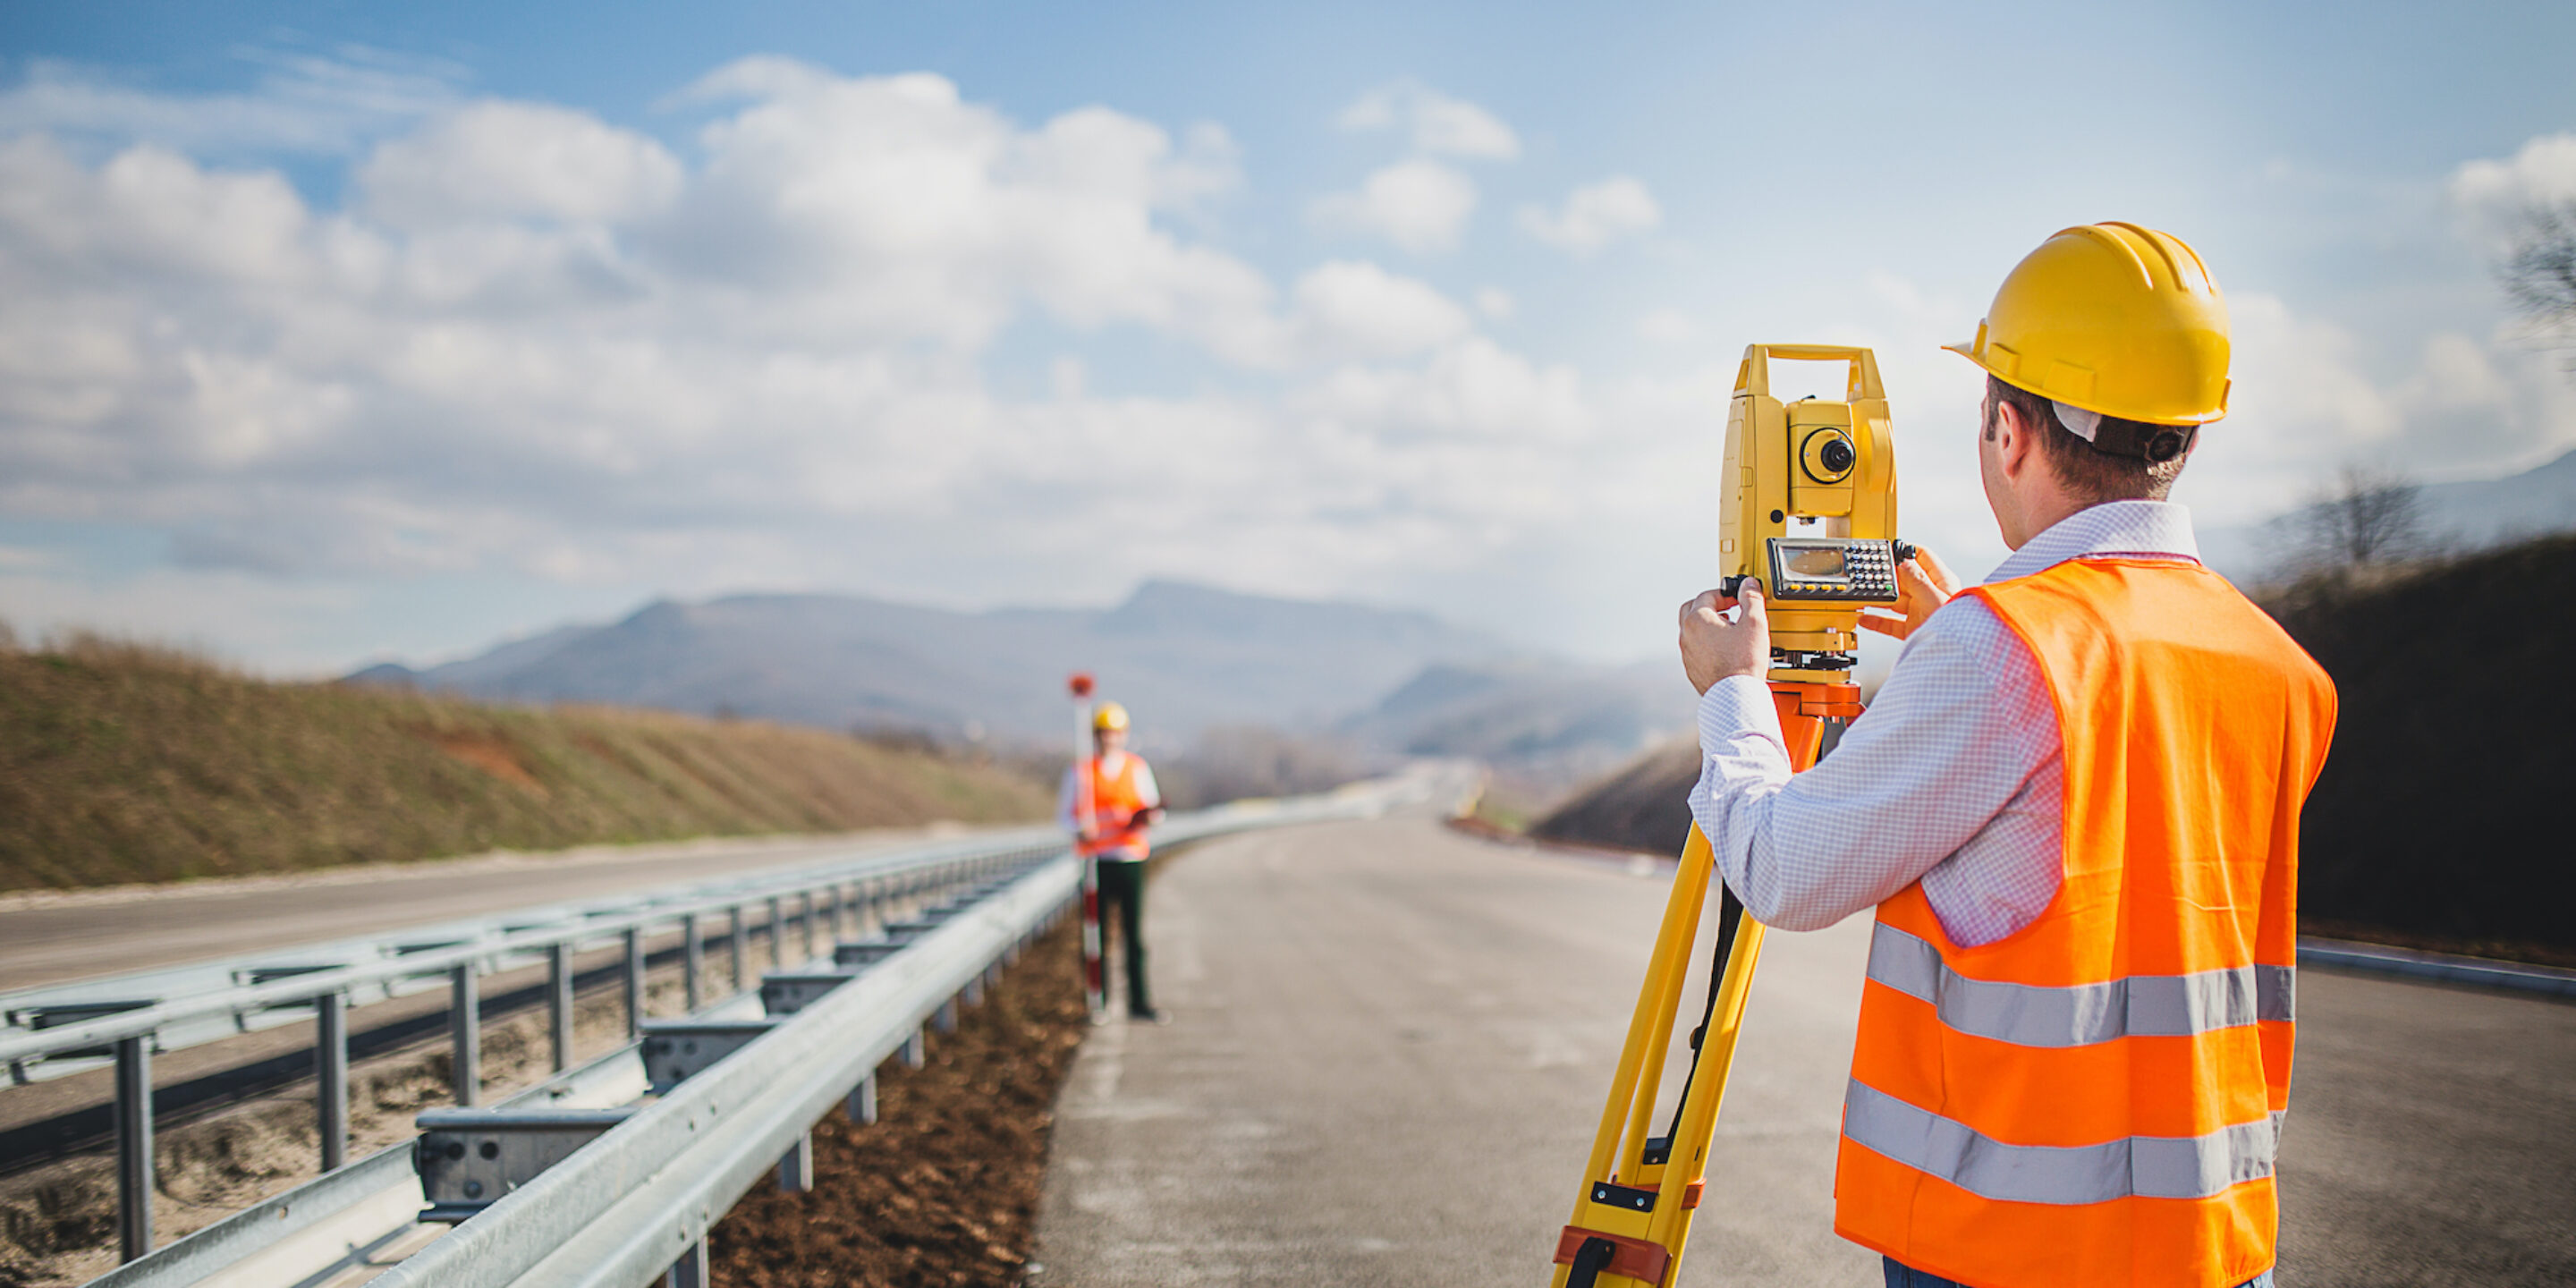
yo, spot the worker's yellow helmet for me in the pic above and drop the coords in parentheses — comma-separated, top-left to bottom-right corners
(1092, 701, 1130, 733)
(1946, 222, 2231, 426)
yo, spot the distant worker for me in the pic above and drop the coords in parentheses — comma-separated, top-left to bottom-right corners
(1676, 225, 2336, 1288)
(1062, 700, 1167, 1023)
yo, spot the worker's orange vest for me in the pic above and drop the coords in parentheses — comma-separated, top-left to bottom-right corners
(1079, 753, 1154, 859)
(1834, 558, 2336, 1288)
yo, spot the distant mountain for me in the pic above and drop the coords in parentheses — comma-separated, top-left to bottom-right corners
(2200, 446, 2576, 582)
(352, 580, 1528, 750)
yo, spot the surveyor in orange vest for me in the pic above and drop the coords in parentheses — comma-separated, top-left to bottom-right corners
(1059, 700, 1167, 1022)
(1677, 224, 2336, 1288)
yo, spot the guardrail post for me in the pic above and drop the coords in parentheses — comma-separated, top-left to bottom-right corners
(547, 942, 574, 1073)
(767, 896, 785, 969)
(776, 1131, 814, 1192)
(450, 962, 482, 1107)
(665, 1237, 708, 1288)
(935, 999, 959, 1033)
(800, 890, 818, 961)
(114, 1035, 153, 1262)
(821, 885, 842, 944)
(963, 973, 986, 1007)
(728, 905, 747, 994)
(316, 989, 348, 1172)
(683, 913, 704, 1013)
(623, 928, 647, 1038)
(903, 1027, 927, 1069)
(847, 1074, 877, 1126)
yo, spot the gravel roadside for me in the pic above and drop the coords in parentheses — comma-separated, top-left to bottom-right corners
(708, 916, 1091, 1287)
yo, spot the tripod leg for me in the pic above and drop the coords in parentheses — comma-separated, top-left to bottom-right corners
(1574, 826, 1714, 1188)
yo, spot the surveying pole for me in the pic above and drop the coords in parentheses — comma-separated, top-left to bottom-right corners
(1068, 672, 1106, 1023)
(1548, 345, 1904, 1288)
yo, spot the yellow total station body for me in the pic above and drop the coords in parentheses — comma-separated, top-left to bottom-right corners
(1547, 344, 1902, 1288)
(1716, 344, 1905, 681)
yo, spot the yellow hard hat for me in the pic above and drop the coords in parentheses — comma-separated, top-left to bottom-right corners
(1946, 222, 2231, 426)
(1091, 701, 1130, 732)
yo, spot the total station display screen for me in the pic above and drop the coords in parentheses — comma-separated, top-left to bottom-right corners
(1778, 542, 1851, 581)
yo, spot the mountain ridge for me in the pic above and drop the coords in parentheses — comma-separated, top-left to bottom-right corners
(351, 579, 1699, 762)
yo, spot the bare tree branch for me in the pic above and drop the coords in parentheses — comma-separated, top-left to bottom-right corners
(2268, 464, 2427, 577)
(2500, 200, 2576, 355)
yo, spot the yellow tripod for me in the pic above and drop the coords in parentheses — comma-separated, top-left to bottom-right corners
(1551, 342, 1903, 1286)
(1548, 682, 1857, 1287)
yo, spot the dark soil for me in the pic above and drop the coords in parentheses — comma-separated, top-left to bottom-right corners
(708, 918, 1089, 1287)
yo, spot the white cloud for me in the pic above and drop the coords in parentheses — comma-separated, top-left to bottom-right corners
(2449, 131, 2576, 253)
(1474, 287, 1514, 321)
(1335, 82, 1519, 160)
(2186, 292, 2576, 524)
(359, 101, 684, 229)
(1520, 176, 1661, 256)
(1308, 158, 1478, 254)
(1289, 260, 1473, 361)
(1636, 309, 1699, 345)
(2, 61, 1702, 654)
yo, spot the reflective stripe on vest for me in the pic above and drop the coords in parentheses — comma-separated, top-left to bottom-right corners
(1867, 923, 2295, 1048)
(1843, 1082, 2284, 1205)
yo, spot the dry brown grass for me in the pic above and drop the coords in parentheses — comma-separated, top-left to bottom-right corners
(0, 639, 1053, 892)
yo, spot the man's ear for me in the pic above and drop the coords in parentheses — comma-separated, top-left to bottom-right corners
(1989, 397, 2036, 483)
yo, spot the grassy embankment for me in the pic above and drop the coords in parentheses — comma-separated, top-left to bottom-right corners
(0, 637, 1052, 893)
(1525, 531, 2576, 966)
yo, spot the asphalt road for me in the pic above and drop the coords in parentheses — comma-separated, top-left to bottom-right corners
(0, 825, 991, 992)
(1034, 818, 2576, 1288)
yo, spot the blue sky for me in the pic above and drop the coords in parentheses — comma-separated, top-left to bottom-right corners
(1, 1, 2572, 673)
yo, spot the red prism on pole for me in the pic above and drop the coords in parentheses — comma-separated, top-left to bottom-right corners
(1068, 673, 1105, 1023)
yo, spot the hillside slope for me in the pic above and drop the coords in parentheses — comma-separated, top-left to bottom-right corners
(2266, 533, 2576, 957)
(0, 639, 1052, 892)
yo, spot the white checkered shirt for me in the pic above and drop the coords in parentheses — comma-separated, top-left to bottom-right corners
(1688, 501, 2203, 945)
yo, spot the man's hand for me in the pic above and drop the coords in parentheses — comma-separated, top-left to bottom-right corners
(1680, 578, 1770, 695)
(1859, 547, 1962, 641)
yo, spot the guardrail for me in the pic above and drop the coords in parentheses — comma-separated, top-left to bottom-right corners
(30, 771, 1439, 1286)
(6, 832, 1058, 1267)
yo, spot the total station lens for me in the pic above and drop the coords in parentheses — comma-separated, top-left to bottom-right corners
(1820, 437, 1855, 474)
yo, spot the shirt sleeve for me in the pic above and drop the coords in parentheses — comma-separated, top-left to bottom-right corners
(1131, 758, 1161, 809)
(1687, 597, 2062, 933)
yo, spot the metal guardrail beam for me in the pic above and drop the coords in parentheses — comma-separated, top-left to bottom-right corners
(371, 853, 1083, 1288)
(0, 830, 1063, 1069)
(12, 831, 1052, 1269)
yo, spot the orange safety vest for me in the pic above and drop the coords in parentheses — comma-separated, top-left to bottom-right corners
(1834, 558, 2336, 1288)
(1078, 753, 1154, 860)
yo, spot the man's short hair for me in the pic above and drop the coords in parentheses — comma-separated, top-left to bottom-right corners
(1984, 376, 2190, 502)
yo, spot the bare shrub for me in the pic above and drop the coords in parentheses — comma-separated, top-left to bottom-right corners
(2501, 200, 2576, 358)
(2267, 464, 2429, 578)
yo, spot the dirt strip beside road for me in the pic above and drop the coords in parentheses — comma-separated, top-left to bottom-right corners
(709, 917, 1091, 1288)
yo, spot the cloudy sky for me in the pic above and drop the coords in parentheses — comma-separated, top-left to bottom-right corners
(2, 0, 2572, 674)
